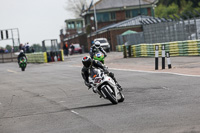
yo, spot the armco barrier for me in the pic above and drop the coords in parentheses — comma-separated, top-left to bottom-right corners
(26, 50, 64, 63)
(118, 40, 200, 58)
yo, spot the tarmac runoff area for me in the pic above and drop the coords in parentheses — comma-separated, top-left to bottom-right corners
(70, 52, 200, 77)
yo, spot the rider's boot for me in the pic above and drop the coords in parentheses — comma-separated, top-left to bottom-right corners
(109, 72, 123, 91)
(116, 83, 123, 91)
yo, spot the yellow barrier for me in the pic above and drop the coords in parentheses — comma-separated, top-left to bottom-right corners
(120, 39, 200, 58)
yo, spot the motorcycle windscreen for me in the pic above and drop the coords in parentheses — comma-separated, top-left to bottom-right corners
(89, 68, 99, 79)
(20, 57, 26, 62)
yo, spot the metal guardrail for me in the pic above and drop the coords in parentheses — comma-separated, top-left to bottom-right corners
(0, 53, 17, 63)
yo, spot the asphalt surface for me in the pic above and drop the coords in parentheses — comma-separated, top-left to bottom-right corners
(0, 52, 200, 133)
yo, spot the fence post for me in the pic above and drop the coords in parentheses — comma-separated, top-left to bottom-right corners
(123, 45, 127, 58)
(155, 45, 159, 70)
(166, 52, 172, 69)
(128, 45, 132, 57)
(11, 53, 13, 62)
(162, 45, 165, 69)
(2, 54, 4, 63)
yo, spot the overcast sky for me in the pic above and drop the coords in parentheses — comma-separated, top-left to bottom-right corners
(0, 0, 80, 47)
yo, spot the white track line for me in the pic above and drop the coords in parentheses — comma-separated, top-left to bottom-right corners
(110, 68, 200, 78)
(7, 69, 18, 74)
(71, 110, 79, 115)
(67, 65, 200, 77)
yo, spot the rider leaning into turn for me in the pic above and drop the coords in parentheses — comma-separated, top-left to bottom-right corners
(81, 56, 122, 91)
(90, 41, 107, 59)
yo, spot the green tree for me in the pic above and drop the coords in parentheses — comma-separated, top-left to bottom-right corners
(155, 3, 179, 18)
(5, 45, 12, 52)
(155, 0, 198, 19)
(32, 44, 42, 52)
(193, 2, 200, 17)
(13, 46, 18, 52)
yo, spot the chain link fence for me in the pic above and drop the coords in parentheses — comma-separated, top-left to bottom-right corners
(117, 17, 200, 45)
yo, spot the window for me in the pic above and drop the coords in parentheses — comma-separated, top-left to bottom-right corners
(97, 13, 110, 22)
(126, 10, 131, 18)
(71, 22, 75, 29)
(141, 8, 148, 16)
(67, 22, 75, 29)
(67, 22, 71, 29)
(132, 8, 148, 17)
(110, 12, 116, 20)
(132, 9, 140, 17)
(76, 21, 83, 29)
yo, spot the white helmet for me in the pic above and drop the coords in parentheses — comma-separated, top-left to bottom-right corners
(94, 41, 100, 48)
(20, 50, 24, 53)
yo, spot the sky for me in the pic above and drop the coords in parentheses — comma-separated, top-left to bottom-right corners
(0, 0, 79, 47)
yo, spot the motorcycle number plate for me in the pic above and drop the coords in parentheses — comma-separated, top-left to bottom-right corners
(94, 78, 101, 83)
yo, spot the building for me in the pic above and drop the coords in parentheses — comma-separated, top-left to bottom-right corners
(87, 15, 154, 51)
(83, 0, 158, 32)
(60, 0, 158, 51)
(60, 18, 85, 49)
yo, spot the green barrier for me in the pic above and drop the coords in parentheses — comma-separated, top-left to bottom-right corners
(146, 44, 155, 57)
(116, 45, 123, 52)
(187, 40, 199, 56)
(197, 40, 200, 55)
(132, 45, 136, 57)
(140, 44, 148, 57)
(26, 52, 47, 63)
(26, 50, 64, 63)
(120, 39, 200, 58)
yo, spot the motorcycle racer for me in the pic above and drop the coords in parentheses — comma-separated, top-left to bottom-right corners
(18, 50, 27, 64)
(90, 41, 107, 59)
(81, 56, 122, 91)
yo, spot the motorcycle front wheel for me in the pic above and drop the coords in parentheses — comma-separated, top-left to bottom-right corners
(101, 85, 118, 104)
(118, 92, 125, 103)
(21, 67, 25, 71)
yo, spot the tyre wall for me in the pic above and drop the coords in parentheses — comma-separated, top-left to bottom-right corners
(117, 40, 200, 57)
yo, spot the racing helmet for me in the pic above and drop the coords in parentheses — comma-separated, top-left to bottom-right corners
(94, 41, 100, 48)
(20, 50, 24, 53)
(82, 56, 92, 68)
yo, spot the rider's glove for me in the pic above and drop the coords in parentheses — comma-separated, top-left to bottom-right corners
(104, 54, 107, 58)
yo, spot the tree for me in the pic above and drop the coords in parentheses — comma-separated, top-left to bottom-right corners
(154, 0, 200, 19)
(65, 0, 90, 18)
(32, 44, 42, 52)
(155, 3, 179, 18)
(5, 45, 12, 52)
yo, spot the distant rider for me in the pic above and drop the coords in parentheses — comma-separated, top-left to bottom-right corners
(90, 41, 107, 59)
(81, 56, 122, 91)
(18, 50, 27, 64)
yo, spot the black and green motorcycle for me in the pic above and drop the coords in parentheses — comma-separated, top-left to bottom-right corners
(93, 52, 105, 64)
(19, 57, 27, 71)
